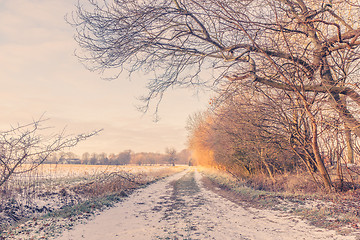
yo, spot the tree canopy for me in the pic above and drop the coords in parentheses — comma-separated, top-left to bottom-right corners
(71, 0, 360, 190)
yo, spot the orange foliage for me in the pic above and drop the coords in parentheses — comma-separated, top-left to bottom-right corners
(190, 143, 214, 166)
(187, 112, 215, 166)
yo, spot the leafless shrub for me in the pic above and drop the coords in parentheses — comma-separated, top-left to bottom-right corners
(71, 171, 146, 197)
(0, 118, 100, 188)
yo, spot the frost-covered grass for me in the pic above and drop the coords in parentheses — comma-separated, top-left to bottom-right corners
(14, 164, 180, 179)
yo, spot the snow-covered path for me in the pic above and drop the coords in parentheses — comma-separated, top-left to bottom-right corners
(56, 168, 355, 240)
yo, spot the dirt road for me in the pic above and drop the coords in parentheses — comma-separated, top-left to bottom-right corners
(56, 168, 356, 240)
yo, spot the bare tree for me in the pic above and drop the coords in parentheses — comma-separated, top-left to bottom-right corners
(165, 147, 177, 166)
(114, 150, 132, 165)
(82, 152, 90, 164)
(70, 0, 360, 190)
(0, 118, 99, 187)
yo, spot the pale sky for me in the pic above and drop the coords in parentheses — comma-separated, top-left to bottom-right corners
(0, 0, 210, 155)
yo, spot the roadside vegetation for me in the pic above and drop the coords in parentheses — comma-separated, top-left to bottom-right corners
(186, 89, 360, 233)
(187, 92, 360, 193)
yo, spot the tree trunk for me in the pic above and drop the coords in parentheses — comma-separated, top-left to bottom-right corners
(310, 120, 332, 191)
(339, 95, 354, 164)
(336, 150, 344, 190)
(260, 148, 276, 184)
(345, 125, 354, 164)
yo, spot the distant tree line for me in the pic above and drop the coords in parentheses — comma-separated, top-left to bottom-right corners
(44, 149, 191, 166)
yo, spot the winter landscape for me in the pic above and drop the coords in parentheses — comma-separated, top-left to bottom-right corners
(3, 0, 360, 239)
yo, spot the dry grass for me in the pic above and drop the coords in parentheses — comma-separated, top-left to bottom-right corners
(70, 166, 187, 197)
